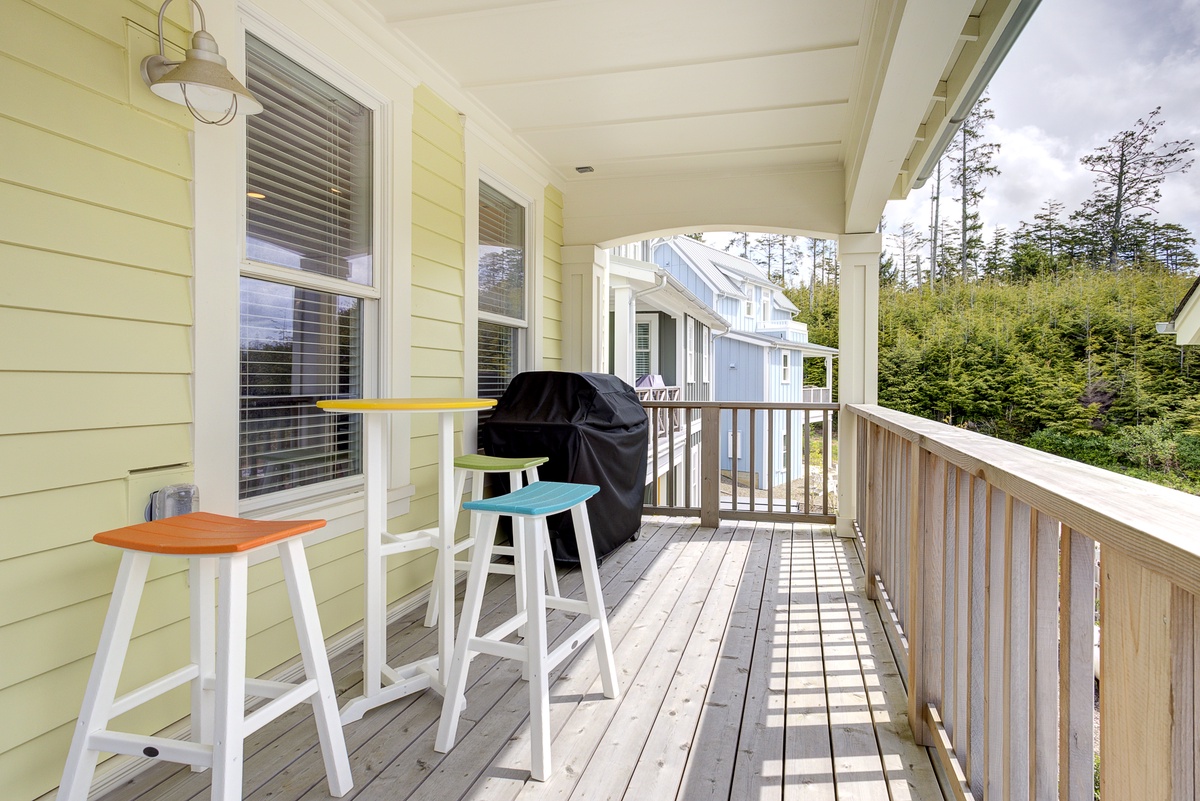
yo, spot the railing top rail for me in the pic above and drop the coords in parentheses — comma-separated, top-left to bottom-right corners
(847, 402, 1200, 597)
(640, 401, 840, 411)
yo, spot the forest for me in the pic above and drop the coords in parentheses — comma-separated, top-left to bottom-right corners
(723, 104, 1200, 494)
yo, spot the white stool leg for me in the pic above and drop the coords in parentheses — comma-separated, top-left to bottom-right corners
(570, 505, 619, 700)
(525, 516, 552, 781)
(278, 539, 353, 797)
(210, 554, 249, 801)
(57, 552, 152, 801)
(189, 557, 217, 770)
(426, 466, 471, 627)
(525, 467, 560, 598)
(435, 511, 500, 753)
(509, 470, 529, 641)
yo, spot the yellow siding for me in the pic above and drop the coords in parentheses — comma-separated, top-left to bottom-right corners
(404, 84, 465, 542)
(0, 4, 196, 796)
(543, 184, 565, 369)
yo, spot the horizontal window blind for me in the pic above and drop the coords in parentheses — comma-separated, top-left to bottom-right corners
(245, 34, 372, 285)
(239, 277, 362, 499)
(478, 181, 525, 320)
(478, 321, 518, 402)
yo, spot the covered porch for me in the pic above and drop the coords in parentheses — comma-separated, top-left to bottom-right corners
(92, 519, 939, 801)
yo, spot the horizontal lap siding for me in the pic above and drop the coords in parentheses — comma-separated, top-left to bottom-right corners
(407, 84, 465, 548)
(0, 2, 196, 798)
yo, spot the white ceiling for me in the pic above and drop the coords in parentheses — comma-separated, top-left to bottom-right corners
(362, 0, 1028, 240)
(371, 0, 870, 180)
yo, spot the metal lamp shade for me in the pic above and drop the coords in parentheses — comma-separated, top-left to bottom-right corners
(144, 29, 262, 117)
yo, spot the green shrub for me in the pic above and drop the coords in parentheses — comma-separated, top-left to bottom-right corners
(1025, 429, 1115, 466)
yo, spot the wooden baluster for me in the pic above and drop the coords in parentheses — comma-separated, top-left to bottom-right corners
(1100, 545, 1173, 800)
(908, 450, 943, 746)
(1005, 499, 1032, 796)
(967, 475, 987, 795)
(1059, 527, 1094, 801)
(1031, 510, 1059, 801)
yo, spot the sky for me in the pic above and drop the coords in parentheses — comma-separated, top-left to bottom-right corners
(886, 0, 1200, 247)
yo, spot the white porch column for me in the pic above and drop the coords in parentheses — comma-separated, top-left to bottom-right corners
(836, 232, 881, 538)
(561, 245, 609, 373)
(611, 284, 635, 384)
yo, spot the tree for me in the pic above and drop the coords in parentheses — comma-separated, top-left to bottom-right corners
(1079, 107, 1194, 270)
(724, 232, 751, 259)
(947, 94, 1001, 280)
(890, 221, 924, 289)
(751, 233, 787, 284)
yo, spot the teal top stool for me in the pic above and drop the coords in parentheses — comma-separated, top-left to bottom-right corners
(434, 481, 620, 781)
(424, 454, 555, 627)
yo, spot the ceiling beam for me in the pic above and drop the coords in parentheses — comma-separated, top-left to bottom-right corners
(843, 0, 971, 232)
(512, 100, 848, 134)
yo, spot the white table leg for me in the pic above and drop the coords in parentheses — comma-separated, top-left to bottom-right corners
(361, 412, 386, 701)
(435, 411, 456, 689)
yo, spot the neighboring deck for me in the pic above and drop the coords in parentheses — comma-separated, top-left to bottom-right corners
(97, 519, 942, 801)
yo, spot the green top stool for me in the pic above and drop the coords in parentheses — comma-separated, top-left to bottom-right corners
(424, 453, 554, 627)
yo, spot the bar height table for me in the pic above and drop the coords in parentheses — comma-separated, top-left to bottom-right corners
(317, 397, 496, 723)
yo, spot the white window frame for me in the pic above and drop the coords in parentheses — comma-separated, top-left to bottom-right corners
(192, 3, 415, 544)
(476, 178, 532, 400)
(685, 315, 696, 384)
(743, 298, 753, 317)
(727, 430, 743, 460)
(781, 351, 791, 384)
(634, 313, 659, 378)
(702, 326, 710, 384)
(463, 127, 547, 450)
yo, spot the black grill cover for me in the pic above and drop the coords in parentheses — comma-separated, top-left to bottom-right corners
(482, 372, 648, 563)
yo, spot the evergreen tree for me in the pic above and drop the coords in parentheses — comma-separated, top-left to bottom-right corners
(1079, 107, 1194, 270)
(725, 232, 751, 259)
(947, 94, 1001, 280)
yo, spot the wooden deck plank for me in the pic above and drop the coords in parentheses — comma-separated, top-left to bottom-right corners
(783, 526, 836, 800)
(618, 523, 755, 801)
(812, 530, 890, 801)
(564, 522, 741, 801)
(729, 522, 789, 801)
(676, 521, 774, 801)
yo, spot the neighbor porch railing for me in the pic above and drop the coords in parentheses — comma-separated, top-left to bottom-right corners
(639, 400, 839, 527)
(848, 403, 1200, 801)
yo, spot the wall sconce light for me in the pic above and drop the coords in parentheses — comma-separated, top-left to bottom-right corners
(140, 0, 262, 126)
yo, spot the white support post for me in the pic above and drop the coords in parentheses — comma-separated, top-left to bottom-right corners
(561, 245, 609, 372)
(836, 232, 881, 538)
(611, 285, 636, 384)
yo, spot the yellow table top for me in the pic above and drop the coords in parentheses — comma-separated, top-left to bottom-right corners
(317, 397, 497, 413)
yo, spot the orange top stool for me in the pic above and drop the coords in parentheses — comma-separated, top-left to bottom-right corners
(57, 513, 352, 801)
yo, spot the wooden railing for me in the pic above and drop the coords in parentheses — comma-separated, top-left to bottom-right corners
(640, 401, 838, 527)
(848, 403, 1200, 801)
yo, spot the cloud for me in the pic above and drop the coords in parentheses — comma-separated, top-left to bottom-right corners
(885, 0, 1200, 244)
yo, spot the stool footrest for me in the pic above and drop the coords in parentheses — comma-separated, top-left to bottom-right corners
(380, 528, 438, 556)
(244, 680, 318, 737)
(544, 597, 589, 616)
(547, 619, 601, 672)
(468, 637, 528, 662)
(111, 665, 200, 718)
(88, 731, 212, 767)
(481, 612, 528, 644)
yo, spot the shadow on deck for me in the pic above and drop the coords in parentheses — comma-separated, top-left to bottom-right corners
(97, 519, 941, 801)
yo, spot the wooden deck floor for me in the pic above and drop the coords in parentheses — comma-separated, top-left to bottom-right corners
(98, 519, 942, 801)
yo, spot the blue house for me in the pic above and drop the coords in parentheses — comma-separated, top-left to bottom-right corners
(651, 237, 837, 491)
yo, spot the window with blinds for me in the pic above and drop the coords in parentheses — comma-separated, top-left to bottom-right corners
(239, 35, 374, 502)
(478, 182, 527, 403)
(635, 321, 652, 379)
(245, 33, 372, 285)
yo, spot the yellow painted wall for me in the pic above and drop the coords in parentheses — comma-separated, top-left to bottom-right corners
(0, 3, 562, 797)
(543, 185, 564, 369)
(0, 1, 196, 797)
